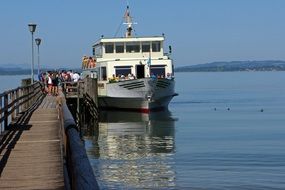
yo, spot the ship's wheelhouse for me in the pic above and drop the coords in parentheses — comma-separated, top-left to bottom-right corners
(92, 37, 164, 58)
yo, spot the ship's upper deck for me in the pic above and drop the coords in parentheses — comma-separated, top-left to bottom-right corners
(92, 36, 167, 60)
(95, 36, 164, 43)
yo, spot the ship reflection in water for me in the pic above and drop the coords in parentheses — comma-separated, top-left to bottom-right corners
(83, 110, 177, 189)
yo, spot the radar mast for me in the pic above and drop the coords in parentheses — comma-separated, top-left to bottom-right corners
(123, 6, 137, 37)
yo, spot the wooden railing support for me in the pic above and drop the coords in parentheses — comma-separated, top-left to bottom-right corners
(0, 94, 2, 133)
(16, 89, 20, 115)
(4, 93, 8, 130)
(0, 81, 44, 135)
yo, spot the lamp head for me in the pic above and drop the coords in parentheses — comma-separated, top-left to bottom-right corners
(28, 23, 37, 33)
(169, 45, 172, 54)
(35, 38, 42, 46)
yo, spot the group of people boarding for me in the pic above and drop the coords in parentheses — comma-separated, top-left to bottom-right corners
(39, 70, 81, 96)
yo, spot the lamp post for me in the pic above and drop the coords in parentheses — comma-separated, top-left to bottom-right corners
(28, 23, 37, 84)
(35, 38, 42, 80)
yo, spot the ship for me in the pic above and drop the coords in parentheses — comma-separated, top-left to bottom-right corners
(82, 6, 177, 113)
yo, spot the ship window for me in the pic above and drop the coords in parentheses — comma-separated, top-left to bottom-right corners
(142, 42, 150, 52)
(126, 42, 140, 53)
(115, 66, 132, 77)
(92, 47, 95, 56)
(115, 43, 124, 53)
(94, 45, 102, 57)
(101, 67, 107, 80)
(152, 41, 161, 52)
(105, 43, 114, 53)
(150, 65, 165, 78)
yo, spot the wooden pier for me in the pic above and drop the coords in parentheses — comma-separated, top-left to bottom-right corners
(0, 79, 99, 190)
(0, 95, 64, 189)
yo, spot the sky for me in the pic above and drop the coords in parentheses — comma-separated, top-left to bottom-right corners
(1, 0, 285, 68)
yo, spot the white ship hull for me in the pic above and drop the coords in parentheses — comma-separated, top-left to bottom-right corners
(98, 78, 177, 112)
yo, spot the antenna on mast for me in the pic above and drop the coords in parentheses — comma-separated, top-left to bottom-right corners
(123, 5, 137, 37)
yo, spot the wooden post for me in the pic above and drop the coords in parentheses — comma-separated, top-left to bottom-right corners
(0, 95, 3, 133)
(22, 78, 31, 110)
(27, 86, 30, 109)
(11, 91, 15, 121)
(86, 78, 98, 106)
(31, 84, 35, 105)
(4, 93, 8, 130)
(19, 88, 23, 113)
(32, 84, 35, 105)
(16, 89, 20, 115)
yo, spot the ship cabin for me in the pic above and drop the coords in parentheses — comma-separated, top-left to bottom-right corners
(84, 36, 173, 82)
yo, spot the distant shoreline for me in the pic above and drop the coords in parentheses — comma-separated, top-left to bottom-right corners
(175, 60, 285, 72)
(0, 69, 285, 76)
(0, 73, 30, 76)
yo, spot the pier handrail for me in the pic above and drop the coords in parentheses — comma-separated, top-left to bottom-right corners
(62, 79, 99, 127)
(0, 81, 43, 134)
(62, 81, 84, 98)
(58, 93, 99, 190)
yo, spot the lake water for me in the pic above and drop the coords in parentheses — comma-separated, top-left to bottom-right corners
(0, 75, 29, 92)
(1, 73, 284, 189)
(83, 72, 285, 189)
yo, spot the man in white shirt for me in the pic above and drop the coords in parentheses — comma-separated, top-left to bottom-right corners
(73, 72, 80, 82)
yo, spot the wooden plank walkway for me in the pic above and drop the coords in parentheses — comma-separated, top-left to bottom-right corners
(0, 95, 64, 190)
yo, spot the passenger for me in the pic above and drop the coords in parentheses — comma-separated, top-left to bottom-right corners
(151, 73, 156, 79)
(109, 74, 117, 83)
(47, 73, 53, 95)
(73, 72, 80, 82)
(88, 57, 95, 68)
(52, 73, 59, 96)
(38, 71, 42, 81)
(61, 71, 66, 82)
(69, 71, 74, 81)
(42, 72, 48, 93)
(58, 73, 63, 86)
(84, 56, 89, 69)
(119, 74, 125, 81)
(92, 57, 96, 67)
(128, 73, 135, 80)
(82, 56, 85, 68)
(166, 73, 172, 79)
(64, 71, 71, 82)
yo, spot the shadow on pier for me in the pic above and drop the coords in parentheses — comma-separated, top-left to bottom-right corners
(0, 94, 44, 176)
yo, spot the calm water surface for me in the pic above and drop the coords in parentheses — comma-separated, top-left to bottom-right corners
(84, 72, 285, 189)
(1, 73, 284, 189)
(0, 75, 29, 92)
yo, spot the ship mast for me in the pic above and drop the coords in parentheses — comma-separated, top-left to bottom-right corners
(123, 6, 135, 38)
